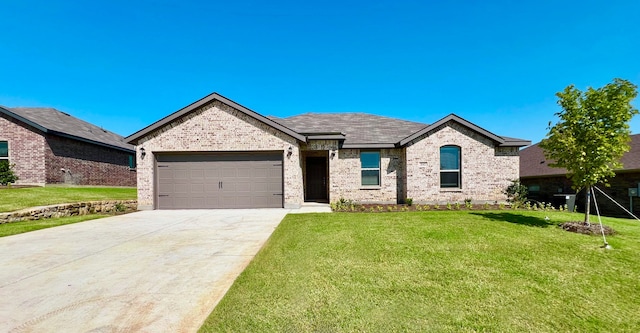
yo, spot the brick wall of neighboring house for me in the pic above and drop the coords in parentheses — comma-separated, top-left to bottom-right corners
(329, 148, 406, 204)
(0, 113, 47, 185)
(522, 171, 640, 218)
(405, 121, 519, 203)
(135, 100, 303, 210)
(44, 135, 136, 187)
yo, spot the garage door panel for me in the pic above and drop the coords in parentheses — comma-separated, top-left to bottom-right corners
(156, 153, 283, 209)
(190, 183, 204, 193)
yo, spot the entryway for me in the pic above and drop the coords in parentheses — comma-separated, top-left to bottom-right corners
(304, 154, 329, 203)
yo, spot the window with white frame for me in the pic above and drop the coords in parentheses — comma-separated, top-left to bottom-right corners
(440, 145, 461, 188)
(360, 151, 380, 186)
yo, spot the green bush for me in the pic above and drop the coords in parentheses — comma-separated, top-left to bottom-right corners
(0, 161, 18, 185)
(504, 179, 528, 207)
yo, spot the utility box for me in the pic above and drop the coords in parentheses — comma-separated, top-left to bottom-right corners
(554, 194, 576, 212)
(566, 194, 576, 212)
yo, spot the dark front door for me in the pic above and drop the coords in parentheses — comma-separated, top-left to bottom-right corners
(306, 156, 328, 202)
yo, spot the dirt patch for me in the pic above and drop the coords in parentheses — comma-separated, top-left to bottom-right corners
(561, 222, 616, 235)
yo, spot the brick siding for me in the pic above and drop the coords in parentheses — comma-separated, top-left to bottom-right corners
(0, 114, 48, 185)
(0, 113, 135, 187)
(329, 148, 406, 203)
(522, 172, 640, 217)
(405, 121, 518, 203)
(44, 135, 136, 186)
(134, 100, 304, 210)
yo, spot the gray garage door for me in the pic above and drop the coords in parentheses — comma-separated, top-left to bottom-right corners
(156, 153, 283, 209)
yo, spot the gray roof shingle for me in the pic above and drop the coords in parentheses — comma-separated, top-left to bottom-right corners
(269, 113, 428, 146)
(520, 134, 640, 178)
(1, 107, 134, 152)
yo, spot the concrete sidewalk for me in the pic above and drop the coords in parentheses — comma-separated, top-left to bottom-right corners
(0, 209, 288, 332)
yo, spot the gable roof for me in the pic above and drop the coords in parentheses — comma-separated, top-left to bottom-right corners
(0, 106, 134, 153)
(125, 92, 306, 144)
(399, 114, 529, 147)
(125, 92, 530, 149)
(520, 134, 640, 178)
(269, 113, 428, 148)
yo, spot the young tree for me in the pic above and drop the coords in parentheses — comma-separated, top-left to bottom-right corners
(539, 78, 638, 224)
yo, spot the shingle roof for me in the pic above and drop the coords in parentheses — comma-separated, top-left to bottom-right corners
(126, 92, 306, 144)
(1, 106, 134, 152)
(520, 134, 640, 178)
(124, 92, 530, 149)
(269, 113, 428, 147)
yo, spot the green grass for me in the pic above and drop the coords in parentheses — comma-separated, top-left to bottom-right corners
(0, 186, 136, 212)
(0, 214, 108, 237)
(200, 210, 640, 332)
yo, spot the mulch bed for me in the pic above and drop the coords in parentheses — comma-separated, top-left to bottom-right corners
(0, 185, 38, 190)
(561, 222, 616, 235)
(337, 203, 505, 212)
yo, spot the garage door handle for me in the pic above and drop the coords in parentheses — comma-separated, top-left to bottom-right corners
(159, 194, 169, 197)
(219, 181, 222, 189)
(273, 193, 283, 196)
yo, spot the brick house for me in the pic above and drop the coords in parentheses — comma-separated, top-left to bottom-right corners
(520, 135, 640, 217)
(125, 93, 530, 210)
(0, 106, 136, 187)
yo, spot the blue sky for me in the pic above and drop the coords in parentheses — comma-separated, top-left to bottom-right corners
(1, 0, 639, 143)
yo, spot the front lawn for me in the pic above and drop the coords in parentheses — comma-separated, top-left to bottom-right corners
(0, 214, 108, 237)
(0, 186, 136, 212)
(200, 211, 640, 332)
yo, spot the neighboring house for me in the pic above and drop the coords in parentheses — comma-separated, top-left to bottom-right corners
(520, 135, 640, 217)
(125, 93, 530, 210)
(0, 106, 136, 187)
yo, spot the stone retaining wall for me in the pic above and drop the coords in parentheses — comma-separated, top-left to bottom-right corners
(0, 200, 138, 224)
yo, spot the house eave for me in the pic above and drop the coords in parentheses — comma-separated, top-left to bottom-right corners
(125, 92, 307, 144)
(50, 131, 136, 154)
(341, 143, 397, 149)
(398, 114, 507, 146)
(0, 106, 49, 133)
(500, 140, 531, 147)
(306, 134, 346, 140)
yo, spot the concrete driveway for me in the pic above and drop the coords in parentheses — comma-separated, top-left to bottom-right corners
(0, 209, 289, 332)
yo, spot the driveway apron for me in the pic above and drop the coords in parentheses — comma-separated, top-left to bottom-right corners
(0, 209, 288, 332)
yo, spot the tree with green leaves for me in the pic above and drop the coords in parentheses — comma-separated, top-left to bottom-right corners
(539, 78, 638, 224)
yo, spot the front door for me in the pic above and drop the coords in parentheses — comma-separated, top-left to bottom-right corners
(305, 156, 328, 202)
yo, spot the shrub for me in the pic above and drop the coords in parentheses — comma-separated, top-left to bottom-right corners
(504, 180, 528, 207)
(115, 202, 127, 212)
(464, 199, 473, 209)
(331, 198, 361, 212)
(405, 198, 413, 206)
(0, 161, 18, 186)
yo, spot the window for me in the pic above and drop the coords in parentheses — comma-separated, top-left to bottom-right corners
(361, 151, 380, 186)
(128, 155, 136, 169)
(440, 145, 460, 188)
(0, 141, 8, 165)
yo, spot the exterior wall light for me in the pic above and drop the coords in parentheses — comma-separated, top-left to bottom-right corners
(140, 147, 146, 159)
(287, 146, 293, 157)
